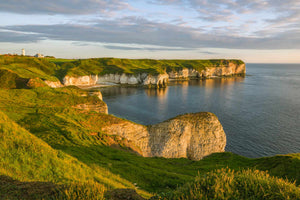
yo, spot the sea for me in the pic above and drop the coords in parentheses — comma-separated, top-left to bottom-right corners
(99, 64, 300, 158)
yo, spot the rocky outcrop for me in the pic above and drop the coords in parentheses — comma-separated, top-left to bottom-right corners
(63, 73, 169, 88)
(168, 63, 246, 79)
(62, 62, 245, 88)
(88, 91, 103, 101)
(101, 112, 226, 160)
(74, 91, 107, 114)
(101, 121, 151, 157)
(202, 62, 246, 78)
(148, 112, 226, 160)
(168, 68, 190, 79)
(44, 80, 63, 88)
(74, 103, 108, 114)
(142, 73, 168, 87)
(63, 75, 98, 86)
(26, 78, 48, 88)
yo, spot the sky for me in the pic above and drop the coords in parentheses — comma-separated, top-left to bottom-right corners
(0, 0, 300, 63)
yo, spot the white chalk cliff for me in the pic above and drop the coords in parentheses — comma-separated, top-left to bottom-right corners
(62, 62, 245, 87)
(101, 112, 226, 160)
(63, 73, 169, 88)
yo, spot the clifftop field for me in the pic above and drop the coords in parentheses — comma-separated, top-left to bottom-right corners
(0, 55, 299, 199)
(0, 55, 245, 88)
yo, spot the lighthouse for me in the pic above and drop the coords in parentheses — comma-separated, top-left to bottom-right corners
(22, 49, 25, 56)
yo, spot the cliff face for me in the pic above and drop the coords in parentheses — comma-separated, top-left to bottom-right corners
(63, 73, 169, 88)
(101, 112, 226, 160)
(73, 90, 108, 114)
(88, 91, 103, 101)
(168, 63, 246, 79)
(101, 121, 151, 157)
(44, 80, 63, 88)
(63, 75, 98, 86)
(61, 62, 245, 88)
(202, 63, 246, 77)
(148, 113, 226, 160)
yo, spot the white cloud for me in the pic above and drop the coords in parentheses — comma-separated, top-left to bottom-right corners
(0, 0, 299, 56)
(1, 16, 299, 49)
(0, 0, 130, 15)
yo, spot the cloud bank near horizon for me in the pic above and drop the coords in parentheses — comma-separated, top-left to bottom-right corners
(0, 0, 299, 61)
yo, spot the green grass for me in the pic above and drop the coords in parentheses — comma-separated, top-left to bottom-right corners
(0, 55, 59, 82)
(153, 168, 300, 199)
(0, 69, 28, 89)
(0, 104, 152, 199)
(61, 58, 245, 77)
(0, 86, 299, 198)
(0, 60, 299, 200)
(253, 153, 300, 184)
(0, 109, 135, 187)
(0, 55, 245, 86)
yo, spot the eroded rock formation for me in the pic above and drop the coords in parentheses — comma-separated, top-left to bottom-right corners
(44, 80, 63, 88)
(101, 112, 226, 160)
(63, 73, 169, 88)
(73, 90, 108, 114)
(62, 62, 245, 88)
(168, 63, 246, 79)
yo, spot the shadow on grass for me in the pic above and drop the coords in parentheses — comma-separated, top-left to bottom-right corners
(0, 175, 59, 200)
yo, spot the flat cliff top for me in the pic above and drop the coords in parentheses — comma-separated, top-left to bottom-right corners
(56, 58, 244, 77)
(0, 55, 245, 83)
(164, 112, 218, 123)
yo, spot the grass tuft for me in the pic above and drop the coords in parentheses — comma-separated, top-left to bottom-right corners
(154, 168, 300, 200)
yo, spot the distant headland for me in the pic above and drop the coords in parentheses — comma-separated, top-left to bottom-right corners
(0, 54, 245, 89)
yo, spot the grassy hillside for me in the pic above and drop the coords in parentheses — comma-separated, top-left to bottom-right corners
(0, 85, 299, 199)
(0, 55, 59, 83)
(55, 58, 245, 77)
(0, 57, 298, 199)
(0, 110, 142, 199)
(0, 55, 245, 87)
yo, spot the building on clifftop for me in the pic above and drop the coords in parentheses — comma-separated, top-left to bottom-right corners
(34, 53, 44, 58)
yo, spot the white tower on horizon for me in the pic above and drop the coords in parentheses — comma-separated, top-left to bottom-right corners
(22, 49, 25, 56)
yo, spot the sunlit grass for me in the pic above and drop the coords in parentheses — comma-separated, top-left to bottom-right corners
(154, 168, 300, 199)
(0, 59, 299, 200)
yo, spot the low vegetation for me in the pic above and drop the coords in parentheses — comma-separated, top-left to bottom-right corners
(153, 168, 300, 199)
(0, 56, 298, 199)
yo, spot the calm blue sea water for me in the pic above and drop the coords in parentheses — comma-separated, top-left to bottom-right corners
(99, 64, 300, 158)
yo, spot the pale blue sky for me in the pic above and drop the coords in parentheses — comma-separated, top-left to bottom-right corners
(0, 0, 299, 63)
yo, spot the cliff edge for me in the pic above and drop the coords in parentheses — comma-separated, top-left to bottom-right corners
(61, 59, 245, 88)
(102, 112, 226, 160)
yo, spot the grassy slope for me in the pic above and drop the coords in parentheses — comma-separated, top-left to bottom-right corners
(0, 86, 299, 197)
(0, 87, 150, 198)
(0, 109, 143, 199)
(0, 57, 299, 199)
(0, 55, 59, 82)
